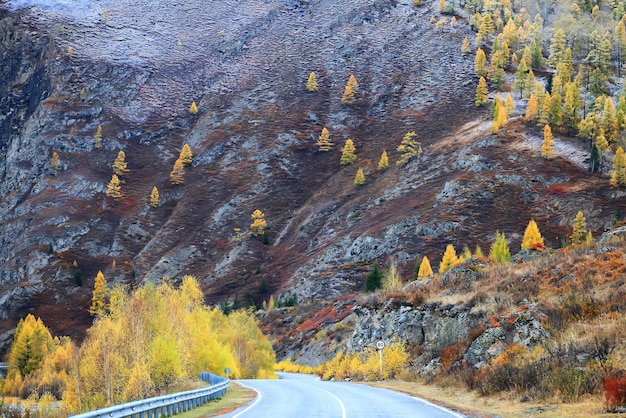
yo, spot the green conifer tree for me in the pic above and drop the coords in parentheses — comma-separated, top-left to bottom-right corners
(489, 231, 511, 263)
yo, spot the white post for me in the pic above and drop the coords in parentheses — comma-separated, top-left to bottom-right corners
(379, 349, 383, 377)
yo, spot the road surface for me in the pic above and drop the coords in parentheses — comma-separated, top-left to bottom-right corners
(221, 373, 464, 418)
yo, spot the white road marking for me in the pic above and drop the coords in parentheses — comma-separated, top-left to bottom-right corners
(231, 382, 262, 418)
(317, 387, 347, 418)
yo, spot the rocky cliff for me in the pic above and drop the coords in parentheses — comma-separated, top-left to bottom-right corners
(0, 0, 625, 355)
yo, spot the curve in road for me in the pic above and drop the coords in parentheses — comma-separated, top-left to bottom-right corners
(222, 372, 464, 418)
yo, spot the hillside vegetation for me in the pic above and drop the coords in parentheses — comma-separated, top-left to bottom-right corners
(2, 0, 626, 413)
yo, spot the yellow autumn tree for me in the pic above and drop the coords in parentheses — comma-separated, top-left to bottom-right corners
(317, 127, 332, 151)
(525, 93, 538, 121)
(106, 174, 122, 199)
(417, 256, 433, 277)
(341, 74, 358, 104)
(461, 37, 471, 53)
(377, 150, 389, 170)
(521, 219, 544, 250)
(610, 146, 626, 187)
(189, 101, 198, 115)
(94, 125, 103, 149)
(439, 244, 459, 274)
(250, 209, 267, 236)
(150, 186, 160, 208)
(170, 158, 185, 184)
(541, 124, 555, 159)
(489, 231, 511, 264)
(179, 144, 193, 166)
(307, 71, 319, 92)
(90, 271, 109, 317)
(397, 131, 423, 165)
(50, 151, 61, 175)
(475, 77, 488, 106)
(570, 211, 590, 245)
(354, 167, 365, 186)
(112, 150, 129, 176)
(340, 139, 357, 165)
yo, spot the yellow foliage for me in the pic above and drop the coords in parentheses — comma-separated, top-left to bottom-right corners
(317, 339, 409, 381)
(189, 101, 198, 115)
(112, 150, 128, 176)
(317, 127, 332, 152)
(439, 244, 459, 274)
(250, 209, 267, 236)
(106, 174, 122, 199)
(307, 71, 319, 92)
(417, 256, 434, 278)
(341, 74, 358, 104)
(521, 219, 544, 249)
(94, 125, 103, 149)
(150, 186, 160, 208)
(340, 139, 357, 165)
(354, 167, 365, 186)
(170, 158, 185, 184)
(377, 150, 389, 170)
(275, 359, 314, 374)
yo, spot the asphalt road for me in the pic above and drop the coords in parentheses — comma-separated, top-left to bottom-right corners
(221, 373, 465, 418)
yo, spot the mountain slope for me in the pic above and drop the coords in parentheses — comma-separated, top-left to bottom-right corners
(0, 0, 624, 355)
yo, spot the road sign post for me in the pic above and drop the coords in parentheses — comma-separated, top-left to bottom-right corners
(375, 340, 385, 378)
(224, 367, 231, 379)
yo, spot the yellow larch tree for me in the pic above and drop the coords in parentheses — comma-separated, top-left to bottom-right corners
(525, 93, 538, 121)
(417, 256, 433, 278)
(189, 101, 198, 115)
(439, 244, 459, 274)
(150, 186, 160, 208)
(113, 150, 129, 176)
(489, 231, 511, 264)
(179, 144, 193, 166)
(89, 271, 109, 317)
(50, 151, 61, 175)
(397, 131, 423, 165)
(475, 77, 488, 106)
(317, 127, 332, 151)
(106, 174, 122, 199)
(521, 219, 544, 250)
(461, 37, 471, 53)
(250, 209, 267, 236)
(541, 124, 555, 159)
(341, 74, 358, 104)
(170, 158, 185, 184)
(340, 139, 357, 165)
(94, 125, 103, 149)
(354, 167, 365, 186)
(570, 211, 590, 245)
(610, 146, 626, 187)
(307, 72, 319, 92)
(377, 150, 390, 170)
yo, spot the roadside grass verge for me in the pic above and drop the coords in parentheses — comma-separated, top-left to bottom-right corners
(171, 383, 256, 418)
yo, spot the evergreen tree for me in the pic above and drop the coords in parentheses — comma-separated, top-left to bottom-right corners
(610, 146, 626, 186)
(602, 97, 619, 144)
(189, 101, 198, 115)
(317, 127, 333, 152)
(589, 142, 602, 173)
(179, 144, 193, 166)
(549, 90, 563, 127)
(89, 271, 108, 317)
(341, 74, 358, 104)
(113, 150, 129, 176)
(307, 72, 319, 92)
(94, 125, 103, 149)
(563, 82, 581, 133)
(150, 186, 160, 208)
(170, 158, 185, 184)
(106, 174, 122, 199)
(366, 263, 383, 292)
(377, 150, 389, 170)
(397, 131, 423, 165)
(489, 231, 511, 264)
(354, 167, 365, 186)
(340, 139, 357, 165)
(475, 76, 488, 106)
(570, 211, 589, 245)
(250, 209, 267, 236)
(439, 244, 459, 274)
(542, 124, 555, 159)
(462, 245, 472, 260)
(474, 245, 484, 257)
(525, 93, 538, 121)
(521, 219, 544, 249)
(474, 48, 488, 78)
(487, 50, 505, 88)
(461, 37, 471, 53)
(504, 92, 515, 118)
(596, 128, 609, 152)
(417, 256, 434, 278)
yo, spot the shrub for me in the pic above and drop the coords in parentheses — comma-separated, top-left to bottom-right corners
(604, 373, 626, 411)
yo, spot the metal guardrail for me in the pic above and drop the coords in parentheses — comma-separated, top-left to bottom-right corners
(71, 373, 229, 418)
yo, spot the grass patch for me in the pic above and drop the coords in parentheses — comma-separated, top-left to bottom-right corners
(363, 380, 619, 417)
(171, 383, 256, 418)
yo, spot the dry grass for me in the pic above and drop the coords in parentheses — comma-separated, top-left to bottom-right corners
(171, 383, 256, 418)
(364, 380, 623, 418)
